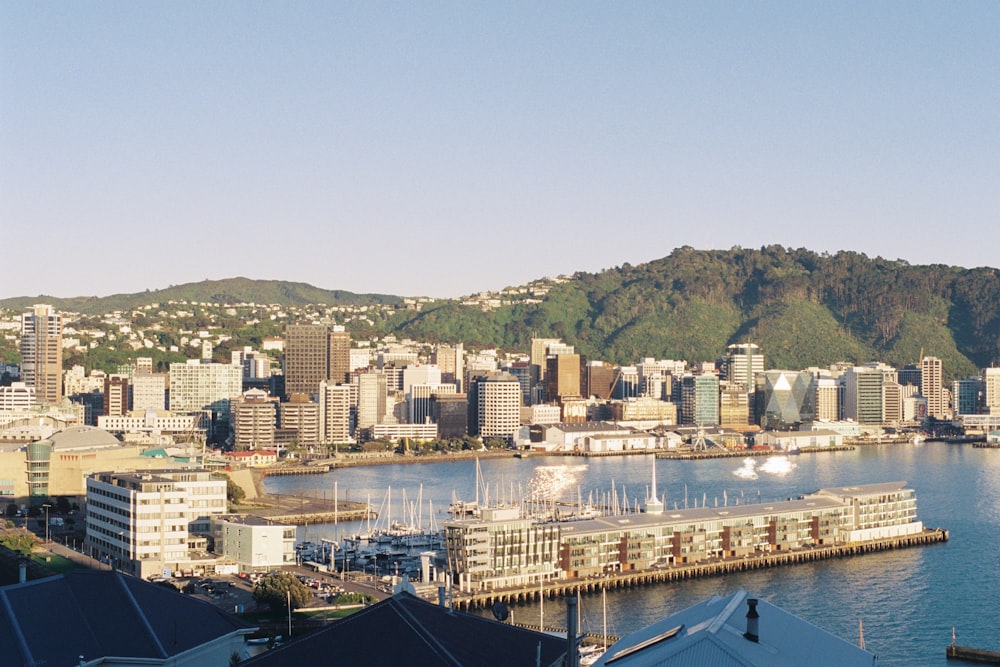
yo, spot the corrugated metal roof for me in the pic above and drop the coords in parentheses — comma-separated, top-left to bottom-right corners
(595, 590, 876, 667)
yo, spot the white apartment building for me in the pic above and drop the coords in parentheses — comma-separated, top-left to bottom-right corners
(921, 356, 945, 419)
(131, 372, 168, 411)
(63, 365, 107, 397)
(476, 372, 521, 441)
(211, 514, 296, 572)
(319, 381, 354, 443)
(0, 382, 35, 411)
(232, 388, 277, 450)
(97, 410, 204, 438)
(85, 469, 227, 579)
(168, 359, 242, 422)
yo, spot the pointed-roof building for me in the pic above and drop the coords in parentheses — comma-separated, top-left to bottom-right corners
(243, 590, 566, 667)
(595, 589, 876, 667)
(0, 570, 255, 667)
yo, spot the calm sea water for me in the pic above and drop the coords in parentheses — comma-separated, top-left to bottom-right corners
(265, 442, 1000, 666)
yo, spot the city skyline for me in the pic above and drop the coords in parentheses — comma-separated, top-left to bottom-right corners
(2, 3, 998, 300)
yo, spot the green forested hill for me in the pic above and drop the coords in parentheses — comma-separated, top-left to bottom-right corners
(384, 246, 1000, 378)
(0, 277, 401, 314)
(3, 248, 998, 380)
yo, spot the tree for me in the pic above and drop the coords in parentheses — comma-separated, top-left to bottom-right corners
(4, 503, 16, 518)
(252, 572, 312, 611)
(226, 478, 246, 505)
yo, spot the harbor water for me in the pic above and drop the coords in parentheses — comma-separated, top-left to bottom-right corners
(264, 441, 1000, 666)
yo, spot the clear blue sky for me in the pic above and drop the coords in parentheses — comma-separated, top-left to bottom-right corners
(2, 2, 997, 299)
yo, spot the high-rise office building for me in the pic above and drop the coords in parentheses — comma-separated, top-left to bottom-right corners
(328, 327, 351, 385)
(408, 383, 456, 424)
(921, 356, 945, 419)
(279, 395, 320, 447)
(356, 371, 388, 429)
(719, 382, 750, 427)
(841, 367, 884, 426)
(813, 376, 840, 421)
(20, 305, 63, 405)
(319, 382, 354, 444)
(103, 375, 129, 417)
(724, 344, 764, 387)
(952, 377, 982, 417)
(882, 381, 903, 426)
(681, 373, 720, 426)
(545, 354, 583, 401)
(725, 344, 763, 423)
(474, 372, 521, 441)
(284, 325, 352, 397)
(432, 343, 464, 392)
(583, 361, 616, 401)
(232, 388, 277, 450)
(432, 393, 468, 439)
(755, 371, 814, 429)
(530, 338, 562, 380)
(132, 372, 167, 412)
(167, 360, 243, 429)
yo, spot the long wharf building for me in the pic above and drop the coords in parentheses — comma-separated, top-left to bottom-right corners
(444, 482, 921, 592)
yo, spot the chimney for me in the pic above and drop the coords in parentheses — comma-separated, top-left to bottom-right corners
(18, 558, 28, 584)
(438, 586, 447, 608)
(744, 598, 759, 642)
(566, 596, 579, 667)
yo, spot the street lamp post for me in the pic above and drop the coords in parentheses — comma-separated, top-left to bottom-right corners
(42, 504, 51, 543)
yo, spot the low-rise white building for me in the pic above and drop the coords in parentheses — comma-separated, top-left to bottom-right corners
(757, 429, 843, 450)
(211, 514, 296, 572)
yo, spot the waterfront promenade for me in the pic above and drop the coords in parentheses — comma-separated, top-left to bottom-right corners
(449, 528, 949, 611)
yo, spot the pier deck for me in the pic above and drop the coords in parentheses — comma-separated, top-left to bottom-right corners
(450, 528, 948, 611)
(948, 644, 1000, 663)
(243, 493, 373, 525)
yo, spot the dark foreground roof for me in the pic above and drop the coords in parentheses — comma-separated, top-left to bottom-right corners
(0, 570, 255, 667)
(244, 592, 566, 667)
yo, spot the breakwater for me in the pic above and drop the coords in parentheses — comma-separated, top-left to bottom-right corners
(453, 528, 948, 611)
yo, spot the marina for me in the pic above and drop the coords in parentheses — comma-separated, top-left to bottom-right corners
(264, 442, 999, 666)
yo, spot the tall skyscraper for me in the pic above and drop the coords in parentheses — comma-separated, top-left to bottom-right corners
(530, 338, 563, 380)
(724, 344, 764, 387)
(545, 354, 583, 401)
(725, 343, 763, 423)
(167, 360, 243, 436)
(132, 372, 167, 411)
(20, 304, 63, 405)
(356, 371, 388, 429)
(432, 343, 464, 392)
(319, 381, 354, 444)
(328, 327, 351, 385)
(474, 372, 521, 442)
(921, 356, 944, 419)
(681, 373, 720, 426)
(951, 377, 982, 417)
(841, 366, 884, 426)
(284, 324, 352, 397)
(232, 388, 277, 450)
(103, 374, 129, 417)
